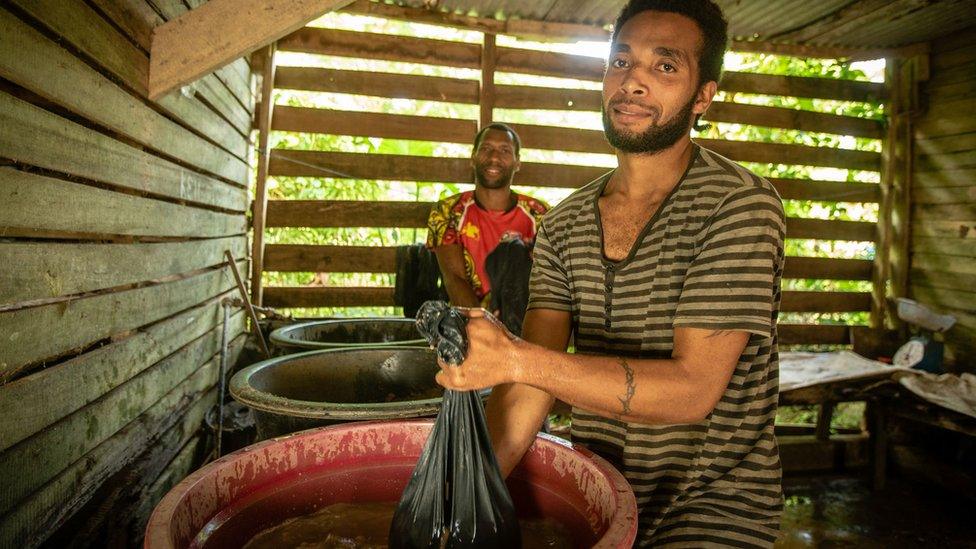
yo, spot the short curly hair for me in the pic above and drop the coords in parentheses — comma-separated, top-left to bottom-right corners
(473, 122, 521, 156)
(611, 0, 729, 86)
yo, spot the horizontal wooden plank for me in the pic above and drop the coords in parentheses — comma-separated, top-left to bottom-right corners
(912, 252, 976, 276)
(0, 293, 236, 453)
(275, 66, 479, 103)
(265, 199, 431, 228)
(263, 245, 875, 283)
(783, 257, 874, 280)
(278, 27, 482, 69)
(0, 260, 245, 382)
(914, 132, 976, 156)
(910, 268, 976, 294)
(0, 168, 247, 239)
(914, 168, 976, 189)
(269, 149, 610, 188)
(778, 324, 852, 346)
(910, 284, 976, 314)
(911, 183, 976, 205)
(0, 236, 246, 306)
(910, 236, 976, 258)
(0, 92, 248, 212)
(264, 244, 396, 272)
(913, 203, 976, 222)
(275, 106, 880, 170)
(781, 291, 872, 312)
(915, 149, 976, 173)
(9, 0, 249, 158)
(264, 199, 878, 244)
(770, 178, 880, 202)
(720, 71, 887, 104)
(496, 83, 602, 111)
(911, 220, 976, 240)
(0, 7, 248, 184)
(0, 338, 242, 547)
(277, 27, 886, 103)
(704, 101, 883, 139)
(786, 218, 877, 242)
(0, 313, 242, 518)
(263, 286, 394, 308)
(272, 105, 477, 143)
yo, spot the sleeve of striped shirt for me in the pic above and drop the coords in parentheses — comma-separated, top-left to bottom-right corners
(527, 222, 573, 312)
(673, 186, 785, 337)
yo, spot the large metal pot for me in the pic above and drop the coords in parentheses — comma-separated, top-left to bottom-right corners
(229, 346, 481, 440)
(268, 318, 425, 354)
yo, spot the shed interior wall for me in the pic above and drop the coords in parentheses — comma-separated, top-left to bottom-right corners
(0, 1, 254, 546)
(911, 25, 976, 373)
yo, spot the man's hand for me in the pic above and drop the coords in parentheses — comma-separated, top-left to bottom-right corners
(435, 308, 521, 391)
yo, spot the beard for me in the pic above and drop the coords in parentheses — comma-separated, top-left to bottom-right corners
(474, 164, 515, 189)
(602, 94, 696, 154)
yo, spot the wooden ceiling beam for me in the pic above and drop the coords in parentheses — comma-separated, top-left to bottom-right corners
(148, 0, 355, 100)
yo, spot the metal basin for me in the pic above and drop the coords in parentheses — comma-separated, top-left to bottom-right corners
(229, 347, 482, 439)
(269, 318, 425, 353)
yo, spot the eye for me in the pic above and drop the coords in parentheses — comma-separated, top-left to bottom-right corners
(610, 58, 629, 69)
(659, 63, 676, 73)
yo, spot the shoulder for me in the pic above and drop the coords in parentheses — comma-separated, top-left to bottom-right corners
(431, 191, 473, 216)
(514, 193, 550, 216)
(684, 145, 784, 218)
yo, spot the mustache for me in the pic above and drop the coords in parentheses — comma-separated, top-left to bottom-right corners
(607, 98, 659, 115)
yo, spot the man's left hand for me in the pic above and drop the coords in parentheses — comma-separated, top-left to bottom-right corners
(435, 308, 521, 391)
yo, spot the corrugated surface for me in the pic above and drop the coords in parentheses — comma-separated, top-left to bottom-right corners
(393, 0, 976, 48)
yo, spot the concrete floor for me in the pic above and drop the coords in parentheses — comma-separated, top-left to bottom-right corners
(778, 476, 976, 548)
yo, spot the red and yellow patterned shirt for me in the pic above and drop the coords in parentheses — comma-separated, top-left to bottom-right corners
(426, 191, 548, 305)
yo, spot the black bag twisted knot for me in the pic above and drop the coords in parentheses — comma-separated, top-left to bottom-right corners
(390, 301, 521, 548)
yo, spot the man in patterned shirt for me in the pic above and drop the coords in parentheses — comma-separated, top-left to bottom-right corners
(435, 1, 785, 546)
(426, 123, 548, 309)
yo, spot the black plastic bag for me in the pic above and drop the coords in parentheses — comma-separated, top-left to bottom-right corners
(390, 301, 521, 548)
(485, 239, 533, 336)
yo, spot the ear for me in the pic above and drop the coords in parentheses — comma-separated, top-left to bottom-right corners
(513, 155, 521, 173)
(693, 80, 718, 116)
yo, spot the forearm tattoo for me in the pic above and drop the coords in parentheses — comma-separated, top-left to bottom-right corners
(616, 356, 636, 416)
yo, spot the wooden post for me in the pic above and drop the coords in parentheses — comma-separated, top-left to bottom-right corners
(875, 54, 921, 329)
(250, 44, 277, 307)
(479, 33, 496, 129)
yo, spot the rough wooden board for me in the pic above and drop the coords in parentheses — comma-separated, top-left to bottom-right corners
(0, 236, 245, 305)
(277, 26, 886, 103)
(912, 252, 976, 276)
(914, 168, 976, 189)
(0, 260, 245, 382)
(910, 268, 976, 293)
(781, 291, 872, 312)
(915, 149, 976, 172)
(786, 217, 877, 242)
(0, 338, 241, 547)
(771, 178, 880, 203)
(0, 293, 236, 453)
(268, 149, 610, 188)
(265, 199, 432, 228)
(8, 0, 250, 159)
(275, 65, 479, 103)
(0, 169, 246, 240)
(0, 92, 247, 212)
(914, 132, 976, 156)
(910, 235, 976, 258)
(778, 324, 851, 346)
(88, 0, 161, 53)
(0, 315, 242, 518)
(263, 286, 394, 308)
(150, 0, 256, 131)
(0, 8, 248, 184)
(262, 244, 874, 282)
(272, 105, 478, 144)
(911, 219, 976, 240)
(785, 257, 874, 280)
(149, 0, 354, 99)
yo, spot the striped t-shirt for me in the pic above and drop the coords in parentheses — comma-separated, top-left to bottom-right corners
(528, 146, 785, 547)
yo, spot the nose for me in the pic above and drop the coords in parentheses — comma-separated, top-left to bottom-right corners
(619, 68, 647, 96)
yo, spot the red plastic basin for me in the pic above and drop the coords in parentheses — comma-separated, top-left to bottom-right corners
(145, 420, 637, 548)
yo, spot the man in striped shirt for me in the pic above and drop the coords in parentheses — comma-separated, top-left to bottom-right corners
(436, 0, 785, 546)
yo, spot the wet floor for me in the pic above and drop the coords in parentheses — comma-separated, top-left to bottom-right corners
(778, 476, 976, 548)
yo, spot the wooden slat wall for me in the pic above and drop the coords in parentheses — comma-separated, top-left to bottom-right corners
(261, 16, 887, 347)
(0, 1, 252, 546)
(911, 25, 976, 371)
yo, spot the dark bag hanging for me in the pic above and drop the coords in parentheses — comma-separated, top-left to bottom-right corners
(389, 301, 521, 549)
